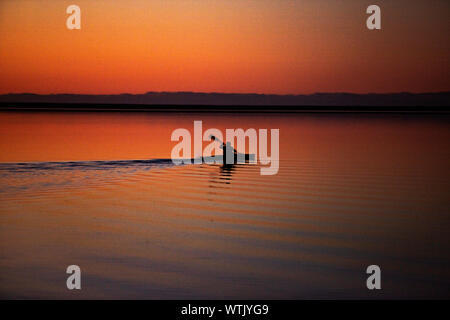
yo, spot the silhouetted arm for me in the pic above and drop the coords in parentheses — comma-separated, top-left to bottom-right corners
(210, 135, 237, 154)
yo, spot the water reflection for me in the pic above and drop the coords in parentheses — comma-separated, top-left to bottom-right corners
(0, 112, 449, 299)
(218, 163, 235, 184)
(208, 157, 256, 187)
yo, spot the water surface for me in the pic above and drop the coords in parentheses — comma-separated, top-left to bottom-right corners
(0, 112, 449, 299)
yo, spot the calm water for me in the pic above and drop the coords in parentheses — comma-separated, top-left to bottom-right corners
(0, 112, 449, 299)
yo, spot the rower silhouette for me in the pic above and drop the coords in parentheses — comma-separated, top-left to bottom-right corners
(210, 135, 237, 165)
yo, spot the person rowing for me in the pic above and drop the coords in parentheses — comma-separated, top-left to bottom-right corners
(210, 135, 237, 164)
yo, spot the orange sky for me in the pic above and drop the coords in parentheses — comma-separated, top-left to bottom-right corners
(0, 0, 448, 94)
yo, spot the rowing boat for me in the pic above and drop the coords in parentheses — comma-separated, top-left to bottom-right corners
(195, 153, 256, 164)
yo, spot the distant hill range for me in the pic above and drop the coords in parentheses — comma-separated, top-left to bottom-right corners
(0, 92, 449, 110)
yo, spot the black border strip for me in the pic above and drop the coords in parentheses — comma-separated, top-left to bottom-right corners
(0, 102, 449, 113)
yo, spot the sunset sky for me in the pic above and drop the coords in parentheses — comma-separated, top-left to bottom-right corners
(0, 0, 448, 94)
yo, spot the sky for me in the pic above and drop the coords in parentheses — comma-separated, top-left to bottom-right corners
(0, 0, 448, 94)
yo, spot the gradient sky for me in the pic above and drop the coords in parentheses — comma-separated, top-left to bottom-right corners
(0, 0, 448, 94)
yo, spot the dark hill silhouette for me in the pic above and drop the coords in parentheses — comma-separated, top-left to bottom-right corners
(0, 92, 449, 111)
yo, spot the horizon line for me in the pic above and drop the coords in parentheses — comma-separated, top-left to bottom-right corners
(1, 91, 450, 96)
